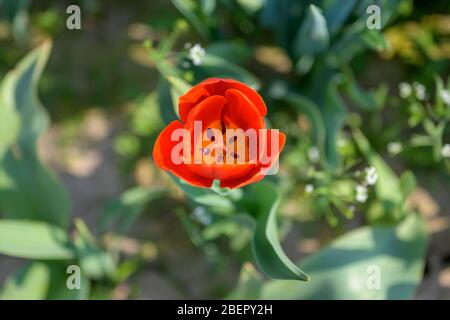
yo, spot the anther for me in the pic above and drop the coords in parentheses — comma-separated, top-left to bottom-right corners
(200, 148, 210, 155)
(206, 128, 215, 141)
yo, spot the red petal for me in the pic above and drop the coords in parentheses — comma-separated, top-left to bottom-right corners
(178, 85, 210, 123)
(188, 163, 256, 181)
(178, 78, 267, 123)
(223, 89, 265, 130)
(259, 129, 286, 168)
(203, 79, 266, 117)
(184, 95, 227, 130)
(152, 120, 213, 188)
(219, 130, 286, 189)
(219, 167, 265, 189)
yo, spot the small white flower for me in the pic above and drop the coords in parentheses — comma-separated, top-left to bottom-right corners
(305, 184, 314, 194)
(355, 185, 368, 203)
(387, 141, 403, 155)
(413, 82, 427, 101)
(348, 205, 356, 213)
(442, 144, 450, 158)
(192, 206, 212, 225)
(308, 146, 320, 163)
(364, 166, 378, 186)
(440, 90, 450, 106)
(184, 42, 192, 49)
(399, 82, 412, 98)
(188, 43, 205, 66)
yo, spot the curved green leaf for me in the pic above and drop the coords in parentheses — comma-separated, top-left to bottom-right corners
(0, 262, 50, 300)
(292, 4, 329, 56)
(157, 78, 179, 124)
(261, 213, 427, 299)
(0, 80, 19, 160)
(252, 182, 309, 281)
(0, 220, 74, 260)
(0, 41, 70, 227)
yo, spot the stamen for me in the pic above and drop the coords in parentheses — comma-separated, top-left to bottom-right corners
(200, 148, 210, 155)
(221, 121, 227, 135)
(231, 152, 240, 159)
(206, 128, 215, 141)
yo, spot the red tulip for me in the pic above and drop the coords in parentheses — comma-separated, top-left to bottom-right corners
(153, 78, 286, 189)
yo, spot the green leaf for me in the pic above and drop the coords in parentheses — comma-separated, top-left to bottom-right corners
(73, 219, 115, 280)
(194, 54, 260, 90)
(0, 0, 31, 45)
(99, 186, 164, 234)
(322, 0, 356, 34)
(322, 75, 347, 168)
(157, 75, 191, 125)
(0, 80, 19, 160)
(0, 262, 50, 299)
(285, 76, 347, 170)
(0, 153, 71, 227)
(6, 42, 50, 149)
(283, 93, 326, 167)
(361, 30, 389, 52)
(0, 41, 70, 228)
(172, 176, 235, 210)
(260, 213, 427, 299)
(171, 0, 209, 38)
(0, 220, 74, 259)
(292, 4, 329, 56)
(157, 77, 179, 124)
(341, 65, 387, 111)
(328, 20, 368, 62)
(252, 182, 309, 281)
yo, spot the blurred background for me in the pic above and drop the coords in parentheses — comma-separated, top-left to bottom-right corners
(0, 0, 449, 299)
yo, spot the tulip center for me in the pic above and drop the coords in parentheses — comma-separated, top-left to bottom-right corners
(196, 120, 254, 165)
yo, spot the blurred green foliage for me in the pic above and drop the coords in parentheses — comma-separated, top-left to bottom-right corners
(0, 0, 449, 300)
